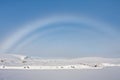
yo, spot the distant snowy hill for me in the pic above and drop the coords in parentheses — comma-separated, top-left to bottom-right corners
(0, 54, 120, 70)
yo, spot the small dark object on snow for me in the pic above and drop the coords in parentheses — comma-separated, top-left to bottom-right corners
(71, 66, 75, 68)
(94, 65, 97, 67)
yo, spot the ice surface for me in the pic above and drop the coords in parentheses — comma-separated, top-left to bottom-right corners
(0, 68, 120, 80)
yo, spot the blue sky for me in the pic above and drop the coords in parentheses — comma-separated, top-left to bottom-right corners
(0, 0, 120, 57)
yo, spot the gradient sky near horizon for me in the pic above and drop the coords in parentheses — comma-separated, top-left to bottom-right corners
(0, 0, 120, 58)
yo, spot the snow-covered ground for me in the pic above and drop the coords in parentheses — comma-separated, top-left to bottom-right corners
(0, 54, 120, 70)
(1, 68, 120, 80)
(0, 54, 120, 80)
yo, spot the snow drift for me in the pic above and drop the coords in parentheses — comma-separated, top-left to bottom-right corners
(0, 54, 120, 70)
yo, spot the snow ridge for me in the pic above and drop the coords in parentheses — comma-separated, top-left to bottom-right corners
(0, 54, 120, 70)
